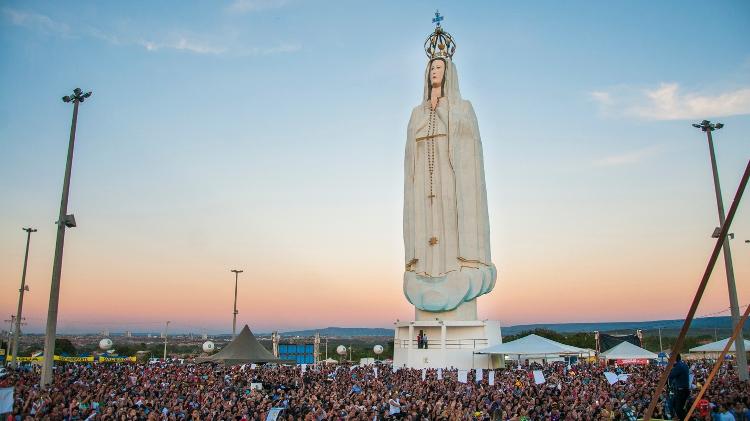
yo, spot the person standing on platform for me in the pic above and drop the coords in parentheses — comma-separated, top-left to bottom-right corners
(668, 354, 690, 420)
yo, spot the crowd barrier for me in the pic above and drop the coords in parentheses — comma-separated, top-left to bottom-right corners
(4, 355, 136, 363)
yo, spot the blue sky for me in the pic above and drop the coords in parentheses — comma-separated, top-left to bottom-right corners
(1, 1, 749, 334)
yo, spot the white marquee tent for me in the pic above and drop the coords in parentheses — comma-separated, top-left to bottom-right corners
(599, 341, 657, 360)
(475, 334, 587, 356)
(689, 338, 750, 353)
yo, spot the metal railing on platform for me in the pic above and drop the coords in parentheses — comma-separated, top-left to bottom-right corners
(394, 338, 488, 350)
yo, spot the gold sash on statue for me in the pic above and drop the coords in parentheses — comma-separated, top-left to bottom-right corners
(415, 133, 447, 142)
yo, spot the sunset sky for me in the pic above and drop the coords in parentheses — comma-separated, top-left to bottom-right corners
(1, 1, 749, 334)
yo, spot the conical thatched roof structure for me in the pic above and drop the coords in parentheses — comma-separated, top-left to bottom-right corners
(196, 325, 284, 365)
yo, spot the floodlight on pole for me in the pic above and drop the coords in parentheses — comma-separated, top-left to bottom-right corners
(11, 228, 36, 368)
(231, 269, 243, 339)
(692, 120, 747, 381)
(41, 87, 92, 388)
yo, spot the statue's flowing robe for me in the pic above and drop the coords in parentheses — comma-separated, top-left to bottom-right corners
(403, 59, 496, 312)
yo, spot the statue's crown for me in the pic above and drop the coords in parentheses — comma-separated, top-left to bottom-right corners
(424, 10, 456, 59)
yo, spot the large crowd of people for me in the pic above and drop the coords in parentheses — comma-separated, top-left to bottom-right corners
(1, 359, 748, 420)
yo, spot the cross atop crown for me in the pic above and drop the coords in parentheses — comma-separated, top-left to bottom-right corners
(432, 10, 444, 27)
(424, 10, 456, 59)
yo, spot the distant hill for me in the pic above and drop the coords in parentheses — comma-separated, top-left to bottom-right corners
(500, 316, 745, 336)
(280, 327, 392, 337)
(279, 317, 744, 338)
(48, 316, 745, 336)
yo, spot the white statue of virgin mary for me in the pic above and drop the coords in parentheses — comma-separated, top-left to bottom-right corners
(403, 25, 496, 315)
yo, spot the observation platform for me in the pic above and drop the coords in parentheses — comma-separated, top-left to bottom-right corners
(392, 319, 503, 369)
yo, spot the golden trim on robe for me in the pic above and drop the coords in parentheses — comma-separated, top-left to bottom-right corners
(415, 133, 447, 142)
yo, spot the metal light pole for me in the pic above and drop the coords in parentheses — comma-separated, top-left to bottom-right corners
(692, 120, 747, 380)
(163, 321, 170, 360)
(11, 228, 36, 368)
(231, 269, 243, 338)
(658, 328, 663, 353)
(41, 88, 91, 388)
(4, 316, 14, 366)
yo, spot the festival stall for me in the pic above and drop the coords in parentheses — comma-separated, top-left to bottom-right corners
(688, 337, 750, 359)
(598, 340, 657, 364)
(474, 334, 587, 365)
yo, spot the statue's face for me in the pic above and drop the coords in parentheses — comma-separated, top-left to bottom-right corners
(430, 59, 445, 88)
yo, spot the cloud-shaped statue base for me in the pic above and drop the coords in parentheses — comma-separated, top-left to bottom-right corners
(403, 264, 497, 312)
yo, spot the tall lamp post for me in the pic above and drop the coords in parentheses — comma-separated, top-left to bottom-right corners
(41, 88, 91, 388)
(4, 316, 25, 366)
(231, 269, 243, 338)
(11, 228, 36, 368)
(658, 328, 663, 353)
(163, 321, 170, 360)
(4, 316, 15, 366)
(692, 120, 747, 381)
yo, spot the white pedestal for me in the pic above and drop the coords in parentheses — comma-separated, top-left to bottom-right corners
(392, 319, 503, 370)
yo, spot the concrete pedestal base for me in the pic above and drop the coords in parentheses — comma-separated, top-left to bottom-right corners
(392, 319, 503, 369)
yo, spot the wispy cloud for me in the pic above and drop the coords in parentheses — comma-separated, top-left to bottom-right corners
(4, 7, 300, 56)
(593, 145, 661, 167)
(226, 0, 288, 14)
(139, 38, 299, 56)
(140, 37, 228, 55)
(3, 8, 71, 36)
(240, 42, 301, 55)
(590, 83, 750, 120)
(589, 91, 612, 106)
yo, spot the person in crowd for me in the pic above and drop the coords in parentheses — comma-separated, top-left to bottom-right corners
(669, 353, 690, 420)
(388, 392, 402, 418)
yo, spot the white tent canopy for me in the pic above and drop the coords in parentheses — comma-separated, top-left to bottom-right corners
(599, 341, 657, 360)
(689, 338, 750, 353)
(475, 334, 586, 356)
